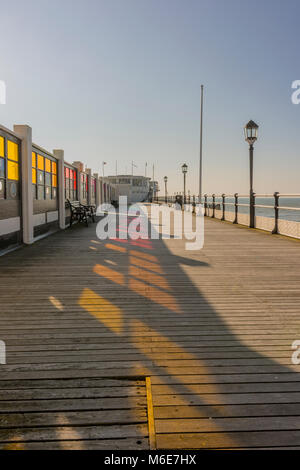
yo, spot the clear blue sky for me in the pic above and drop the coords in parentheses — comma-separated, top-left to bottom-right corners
(1, 0, 300, 195)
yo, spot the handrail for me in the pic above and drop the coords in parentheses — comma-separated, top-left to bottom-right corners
(156, 193, 300, 237)
(204, 193, 300, 198)
(279, 206, 300, 211)
(200, 192, 300, 233)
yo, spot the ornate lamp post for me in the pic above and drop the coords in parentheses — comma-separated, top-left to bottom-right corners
(164, 176, 168, 204)
(182, 163, 188, 205)
(102, 161, 107, 177)
(244, 120, 259, 228)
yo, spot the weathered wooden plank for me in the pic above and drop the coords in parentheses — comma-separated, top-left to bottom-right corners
(1, 321, 299, 330)
(154, 392, 300, 406)
(154, 403, 300, 419)
(0, 409, 147, 428)
(0, 327, 298, 335)
(3, 350, 295, 366)
(0, 387, 146, 400)
(150, 373, 300, 385)
(0, 437, 149, 450)
(3, 341, 297, 352)
(5, 345, 296, 355)
(0, 364, 299, 381)
(2, 335, 296, 346)
(0, 378, 144, 390)
(156, 431, 300, 449)
(156, 416, 300, 433)
(0, 397, 146, 412)
(0, 424, 148, 442)
(152, 382, 300, 394)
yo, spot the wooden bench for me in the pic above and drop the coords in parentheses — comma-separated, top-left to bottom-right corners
(66, 200, 96, 227)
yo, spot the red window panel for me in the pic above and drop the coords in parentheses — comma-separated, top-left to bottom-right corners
(66, 168, 70, 178)
(73, 169, 77, 189)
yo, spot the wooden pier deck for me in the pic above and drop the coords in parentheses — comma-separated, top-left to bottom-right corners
(0, 209, 300, 450)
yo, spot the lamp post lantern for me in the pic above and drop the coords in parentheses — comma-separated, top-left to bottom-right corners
(102, 161, 107, 177)
(182, 163, 188, 205)
(244, 120, 259, 228)
(164, 176, 168, 204)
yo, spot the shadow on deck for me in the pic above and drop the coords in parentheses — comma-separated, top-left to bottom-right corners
(0, 208, 300, 449)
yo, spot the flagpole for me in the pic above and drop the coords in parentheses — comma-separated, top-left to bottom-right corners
(199, 85, 204, 203)
(131, 161, 138, 176)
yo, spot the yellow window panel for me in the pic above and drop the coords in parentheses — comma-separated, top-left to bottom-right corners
(52, 175, 57, 187)
(37, 154, 44, 170)
(7, 140, 19, 161)
(0, 136, 4, 158)
(32, 168, 37, 184)
(7, 161, 19, 181)
(52, 161, 57, 174)
(32, 152, 36, 168)
(45, 158, 51, 173)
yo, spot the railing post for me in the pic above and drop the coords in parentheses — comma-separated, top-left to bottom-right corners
(272, 192, 279, 234)
(222, 193, 225, 221)
(212, 194, 216, 218)
(249, 191, 255, 228)
(233, 193, 238, 224)
(204, 194, 208, 216)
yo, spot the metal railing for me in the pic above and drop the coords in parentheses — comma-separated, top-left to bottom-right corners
(154, 193, 300, 236)
(154, 195, 196, 206)
(203, 193, 300, 234)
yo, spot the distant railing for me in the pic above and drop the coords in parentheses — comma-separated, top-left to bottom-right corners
(154, 193, 300, 240)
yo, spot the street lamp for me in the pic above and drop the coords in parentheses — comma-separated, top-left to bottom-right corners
(102, 161, 107, 177)
(164, 176, 168, 204)
(244, 120, 259, 228)
(182, 163, 188, 205)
